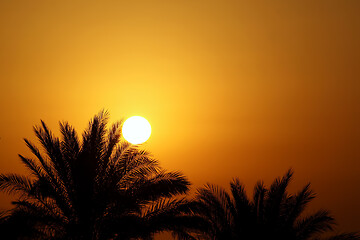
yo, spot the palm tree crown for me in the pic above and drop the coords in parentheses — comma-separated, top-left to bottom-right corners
(0, 111, 195, 240)
(192, 169, 359, 240)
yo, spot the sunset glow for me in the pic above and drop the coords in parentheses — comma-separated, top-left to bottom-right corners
(0, 1, 359, 238)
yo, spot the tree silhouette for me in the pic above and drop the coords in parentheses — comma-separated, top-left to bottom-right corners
(0, 111, 199, 240)
(191, 169, 359, 240)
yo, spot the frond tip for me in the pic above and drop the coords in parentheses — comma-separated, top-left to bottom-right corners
(0, 174, 33, 195)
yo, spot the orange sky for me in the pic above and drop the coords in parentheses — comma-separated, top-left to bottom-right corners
(1, 0, 359, 234)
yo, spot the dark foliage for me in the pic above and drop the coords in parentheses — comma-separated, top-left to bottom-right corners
(0, 111, 200, 240)
(191, 169, 360, 240)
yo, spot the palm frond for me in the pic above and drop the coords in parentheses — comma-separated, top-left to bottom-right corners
(74, 111, 109, 194)
(19, 154, 73, 219)
(102, 121, 123, 164)
(23, 139, 70, 202)
(286, 183, 315, 225)
(81, 110, 109, 159)
(129, 171, 190, 202)
(323, 232, 360, 240)
(120, 164, 160, 185)
(12, 200, 64, 222)
(0, 174, 33, 196)
(30, 177, 73, 218)
(143, 198, 209, 239)
(253, 180, 267, 222)
(117, 147, 155, 174)
(60, 121, 80, 162)
(108, 147, 159, 189)
(264, 168, 294, 224)
(230, 178, 252, 225)
(23, 138, 51, 173)
(103, 141, 132, 181)
(195, 184, 234, 237)
(296, 210, 335, 240)
(33, 121, 71, 192)
(143, 198, 188, 218)
(34, 121, 62, 166)
(18, 155, 46, 179)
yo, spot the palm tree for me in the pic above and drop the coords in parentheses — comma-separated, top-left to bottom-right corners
(192, 169, 359, 240)
(0, 111, 199, 240)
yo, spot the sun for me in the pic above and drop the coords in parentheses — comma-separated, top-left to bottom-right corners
(122, 116, 151, 144)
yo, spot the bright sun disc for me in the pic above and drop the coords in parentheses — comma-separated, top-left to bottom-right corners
(122, 116, 151, 144)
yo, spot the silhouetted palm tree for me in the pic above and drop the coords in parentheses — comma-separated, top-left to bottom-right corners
(192, 169, 359, 240)
(0, 111, 199, 240)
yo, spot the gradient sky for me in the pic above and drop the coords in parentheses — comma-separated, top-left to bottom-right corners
(1, 0, 359, 235)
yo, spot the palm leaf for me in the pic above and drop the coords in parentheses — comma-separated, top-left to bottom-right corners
(0, 174, 33, 196)
(296, 210, 335, 240)
(286, 183, 315, 225)
(322, 232, 360, 240)
(264, 168, 293, 224)
(129, 171, 190, 202)
(253, 180, 267, 223)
